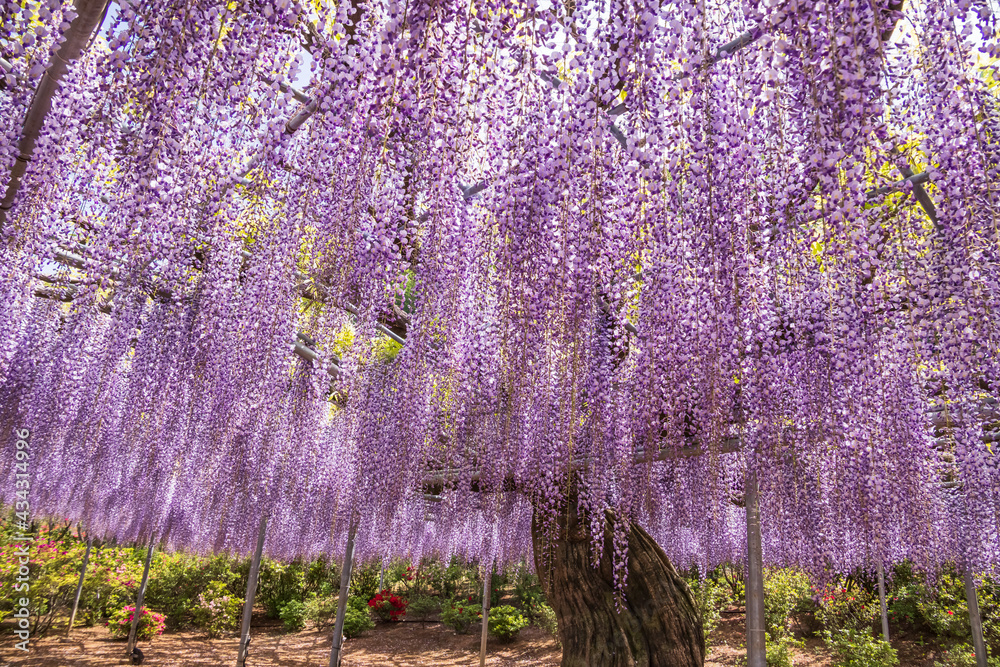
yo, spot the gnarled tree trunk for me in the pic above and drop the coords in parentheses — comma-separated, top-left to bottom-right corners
(532, 497, 704, 667)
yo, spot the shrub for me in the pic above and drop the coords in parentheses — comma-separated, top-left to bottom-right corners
(823, 628, 898, 667)
(258, 559, 307, 619)
(343, 604, 375, 638)
(887, 581, 923, 628)
(688, 575, 728, 638)
(0, 528, 140, 636)
(425, 557, 465, 599)
(192, 580, 242, 638)
(350, 563, 381, 602)
(765, 632, 801, 667)
(933, 644, 1000, 667)
(764, 568, 812, 640)
(278, 599, 308, 632)
(489, 604, 529, 642)
(407, 594, 441, 621)
(304, 595, 339, 629)
(144, 551, 237, 629)
(440, 597, 481, 634)
(106, 605, 166, 641)
(304, 558, 337, 598)
(886, 563, 1000, 648)
(534, 602, 558, 636)
(720, 563, 746, 606)
(368, 589, 407, 621)
(816, 580, 877, 634)
(514, 584, 544, 615)
(918, 573, 971, 639)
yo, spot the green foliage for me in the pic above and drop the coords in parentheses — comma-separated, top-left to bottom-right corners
(330, 324, 356, 359)
(342, 603, 375, 638)
(486, 569, 509, 608)
(304, 558, 337, 598)
(386, 560, 412, 587)
(106, 605, 166, 641)
(304, 595, 339, 629)
(258, 558, 307, 618)
(424, 557, 466, 599)
(534, 602, 559, 636)
(887, 583, 923, 627)
(144, 551, 238, 629)
(191, 580, 242, 638)
(512, 565, 545, 616)
(488, 604, 529, 642)
(0, 521, 144, 635)
(933, 644, 1000, 667)
(919, 573, 972, 639)
(823, 628, 898, 667)
(0, 527, 92, 635)
(720, 563, 746, 605)
(407, 594, 441, 621)
(887, 562, 1000, 651)
(764, 568, 812, 639)
(816, 579, 877, 633)
(440, 597, 481, 634)
(77, 546, 146, 625)
(688, 574, 728, 638)
(372, 336, 403, 362)
(765, 631, 802, 667)
(278, 599, 308, 632)
(350, 563, 381, 602)
(979, 581, 1000, 654)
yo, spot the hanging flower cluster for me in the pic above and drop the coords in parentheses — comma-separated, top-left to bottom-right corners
(0, 0, 996, 584)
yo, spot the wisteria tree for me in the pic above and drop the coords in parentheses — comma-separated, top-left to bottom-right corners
(0, 0, 998, 664)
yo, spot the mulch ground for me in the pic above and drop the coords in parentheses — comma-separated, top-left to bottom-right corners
(0, 615, 560, 667)
(0, 609, 953, 666)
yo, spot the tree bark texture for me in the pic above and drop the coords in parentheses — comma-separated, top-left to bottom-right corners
(532, 498, 704, 667)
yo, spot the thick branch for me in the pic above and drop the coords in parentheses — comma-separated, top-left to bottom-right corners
(0, 0, 111, 225)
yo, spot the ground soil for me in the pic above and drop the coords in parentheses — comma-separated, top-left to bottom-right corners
(0, 609, 954, 667)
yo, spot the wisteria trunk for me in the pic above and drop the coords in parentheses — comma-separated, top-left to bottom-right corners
(532, 498, 704, 667)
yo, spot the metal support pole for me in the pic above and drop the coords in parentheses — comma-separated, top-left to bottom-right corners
(67, 536, 92, 636)
(378, 563, 385, 591)
(236, 516, 267, 667)
(127, 540, 155, 657)
(745, 469, 766, 667)
(964, 570, 988, 667)
(480, 568, 492, 667)
(328, 521, 357, 667)
(877, 563, 890, 643)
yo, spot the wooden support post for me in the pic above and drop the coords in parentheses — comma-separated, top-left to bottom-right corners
(479, 568, 491, 667)
(745, 469, 766, 667)
(877, 563, 890, 643)
(67, 535, 92, 636)
(127, 540, 155, 657)
(328, 521, 357, 667)
(378, 563, 385, 591)
(236, 516, 267, 667)
(964, 570, 988, 667)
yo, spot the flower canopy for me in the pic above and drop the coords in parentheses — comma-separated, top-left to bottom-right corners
(0, 0, 998, 579)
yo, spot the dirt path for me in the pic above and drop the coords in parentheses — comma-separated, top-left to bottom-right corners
(0, 621, 560, 667)
(0, 613, 950, 666)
